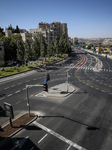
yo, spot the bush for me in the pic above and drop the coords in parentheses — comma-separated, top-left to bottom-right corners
(0, 61, 5, 67)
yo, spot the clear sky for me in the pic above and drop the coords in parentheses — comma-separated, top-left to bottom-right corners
(0, 0, 112, 38)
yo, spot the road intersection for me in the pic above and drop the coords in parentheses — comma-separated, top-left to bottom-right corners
(1, 47, 112, 150)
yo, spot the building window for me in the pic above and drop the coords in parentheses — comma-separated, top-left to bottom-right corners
(0, 47, 2, 51)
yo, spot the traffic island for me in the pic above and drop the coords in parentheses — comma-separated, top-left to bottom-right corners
(0, 113, 36, 143)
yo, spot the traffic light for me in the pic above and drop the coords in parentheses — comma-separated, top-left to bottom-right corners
(43, 83, 48, 92)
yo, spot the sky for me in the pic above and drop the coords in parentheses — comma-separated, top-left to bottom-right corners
(0, 0, 112, 38)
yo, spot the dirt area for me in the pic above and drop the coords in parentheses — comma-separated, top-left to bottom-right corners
(0, 113, 36, 142)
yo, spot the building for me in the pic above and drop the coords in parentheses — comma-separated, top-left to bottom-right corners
(29, 28, 46, 38)
(5, 30, 12, 37)
(29, 22, 68, 45)
(0, 41, 5, 61)
(5, 29, 33, 44)
(20, 33, 33, 44)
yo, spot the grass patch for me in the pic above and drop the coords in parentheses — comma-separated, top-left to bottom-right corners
(0, 54, 68, 77)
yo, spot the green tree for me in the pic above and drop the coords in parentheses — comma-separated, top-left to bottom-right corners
(24, 39, 32, 61)
(31, 37, 40, 60)
(54, 36, 60, 55)
(15, 25, 20, 33)
(40, 36, 47, 57)
(17, 40, 25, 62)
(88, 43, 93, 49)
(59, 33, 66, 53)
(0, 34, 21, 61)
(40, 36, 47, 64)
(0, 32, 4, 39)
(6, 24, 15, 33)
(0, 27, 5, 35)
(1, 36, 11, 61)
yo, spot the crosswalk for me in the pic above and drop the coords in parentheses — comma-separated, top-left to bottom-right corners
(48, 64, 112, 72)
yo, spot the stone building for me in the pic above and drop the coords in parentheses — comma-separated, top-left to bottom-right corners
(29, 22, 68, 45)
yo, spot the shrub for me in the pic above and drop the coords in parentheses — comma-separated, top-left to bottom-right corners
(0, 61, 5, 67)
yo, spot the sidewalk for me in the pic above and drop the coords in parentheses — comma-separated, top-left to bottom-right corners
(84, 49, 112, 60)
(36, 83, 75, 98)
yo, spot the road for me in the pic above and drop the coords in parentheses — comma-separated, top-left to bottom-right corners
(1, 47, 112, 150)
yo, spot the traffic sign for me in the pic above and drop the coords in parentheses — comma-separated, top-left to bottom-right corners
(43, 79, 47, 82)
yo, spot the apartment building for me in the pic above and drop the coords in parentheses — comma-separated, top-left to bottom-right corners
(29, 28, 46, 38)
(0, 41, 5, 61)
(29, 22, 68, 45)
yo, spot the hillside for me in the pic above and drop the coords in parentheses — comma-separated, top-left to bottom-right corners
(78, 38, 112, 46)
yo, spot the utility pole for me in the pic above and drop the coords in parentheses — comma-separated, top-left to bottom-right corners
(26, 84, 43, 116)
(26, 85, 30, 117)
(67, 71, 70, 93)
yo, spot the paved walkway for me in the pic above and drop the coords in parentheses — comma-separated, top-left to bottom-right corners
(84, 49, 112, 60)
(36, 83, 75, 98)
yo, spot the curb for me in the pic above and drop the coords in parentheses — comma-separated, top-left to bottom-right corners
(0, 57, 68, 79)
(0, 68, 34, 79)
(0, 114, 38, 146)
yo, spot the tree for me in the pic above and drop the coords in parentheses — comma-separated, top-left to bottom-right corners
(31, 37, 40, 60)
(0, 32, 4, 39)
(0, 27, 5, 35)
(24, 39, 32, 61)
(59, 33, 66, 53)
(54, 36, 60, 55)
(10, 34, 21, 60)
(40, 36, 47, 57)
(17, 40, 25, 62)
(87, 43, 93, 49)
(15, 25, 20, 33)
(6, 24, 15, 33)
(40, 36, 47, 64)
(0, 34, 21, 61)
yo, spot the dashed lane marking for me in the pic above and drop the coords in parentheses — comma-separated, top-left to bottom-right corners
(33, 78, 37, 80)
(18, 82, 22, 85)
(101, 90, 105, 92)
(33, 121, 87, 150)
(15, 90, 20, 93)
(7, 94, 12, 97)
(11, 85, 15, 87)
(4, 87, 9, 90)
(38, 134, 48, 144)
(16, 101, 21, 104)
(25, 80, 30, 82)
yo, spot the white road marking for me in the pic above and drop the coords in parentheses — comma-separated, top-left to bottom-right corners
(16, 101, 21, 104)
(25, 80, 30, 82)
(38, 134, 48, 143)
(67, 145, 71, 150)
(30, 147, 34, 150)
(33, 121, 86, 150)
(33, 78, 37, 80)
(4, 87, 9, 90)
(18, 82, 22, 85)
(11, 85, 15, 87)
(15, 90, 20, 93)
(23, 88, 26, 90)
(0, 97, 5, 101)
(7, 94, 12, 97)
(29, 95, 33, 97)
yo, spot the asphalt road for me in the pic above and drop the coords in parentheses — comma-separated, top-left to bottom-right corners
(1, 47, 112, 150)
